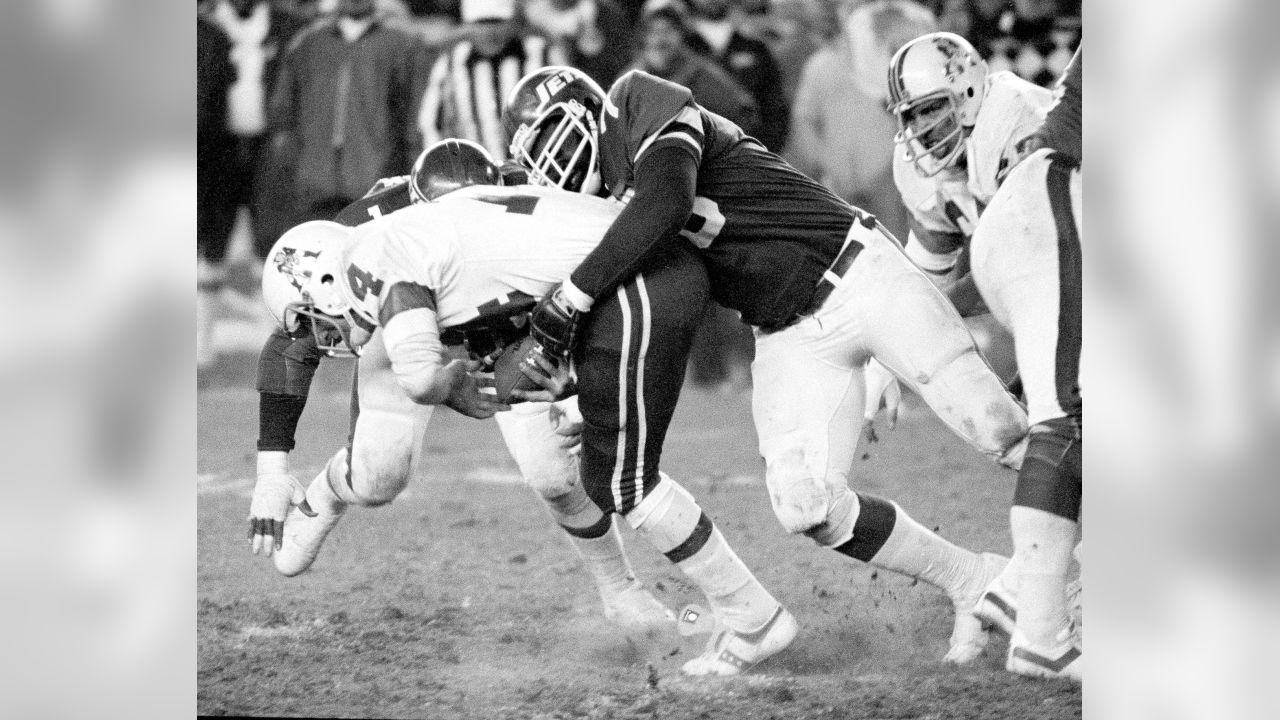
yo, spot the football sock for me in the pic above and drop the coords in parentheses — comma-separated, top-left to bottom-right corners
(857, 498, 981, 600)
(543, 487, 636, 596)
(626, 475, 777, 633)
(1008, 505, 1078, 646)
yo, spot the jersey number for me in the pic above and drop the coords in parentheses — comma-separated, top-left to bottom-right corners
(474, 194, 541, 215)
(680, 196, 725, 249)
(345, 263, 384, 301)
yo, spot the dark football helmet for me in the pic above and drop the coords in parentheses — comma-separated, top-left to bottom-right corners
(409, 138, 503, 203)
(502, 66, 607, 195)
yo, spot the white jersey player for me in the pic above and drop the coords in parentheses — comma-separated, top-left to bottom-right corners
(251, 155, 674, 634)
(877, 32, 1055, 412)
(889, 36, 1083, 680)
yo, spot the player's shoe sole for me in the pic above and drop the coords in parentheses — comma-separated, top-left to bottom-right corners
(1007, 627, 1081, 681)
(273, 475, 346, 577)
(680, 604, 798, 677)
(944, 552, 1009, 664)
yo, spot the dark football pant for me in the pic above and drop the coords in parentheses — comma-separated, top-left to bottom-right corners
(575, 243, 710, 516)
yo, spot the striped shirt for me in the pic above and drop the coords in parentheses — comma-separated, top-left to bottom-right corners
(418, 35, 568, 162)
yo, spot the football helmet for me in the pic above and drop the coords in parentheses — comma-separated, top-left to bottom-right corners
(409, 138, 502, 203)
(888, 32, 988, 176)
(262, 221, 368, 357)
(502, 66, 607, 195)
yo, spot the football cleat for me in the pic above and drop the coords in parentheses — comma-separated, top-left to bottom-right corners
(945, 552, 1010, 664)
(273, 473, 347, 577)
(1007, 626, 1082, 681)
(601, 580, 675, 635)
(680, 604, 798, 677)
(973, 565, 1020, 638)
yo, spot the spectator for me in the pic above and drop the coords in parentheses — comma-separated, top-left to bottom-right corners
(785, 0, 936, 240)
(762, 0, 841, 107)
(197, 8, 237, 370)
(418, 0, 567, 161)
(205, 0, 308, 261)
(634, 6, 761, 136)
(631, 6, 760, 389)
(965, 0, 1080, 87)
(269, 0, 428, 222)
(680, 0, 789, 151)
(524, 0, 636, 88)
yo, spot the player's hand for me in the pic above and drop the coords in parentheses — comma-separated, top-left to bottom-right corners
(860, 359, 902, 446)
(248, 452, 316, 556)
(445, 359, 512, 419)
(530, 284, 583, 358)
(548, 398, 584, 456)
(509, 346, 577, 403)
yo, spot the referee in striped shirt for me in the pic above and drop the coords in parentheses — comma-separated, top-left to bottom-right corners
(419, 0, 569, 162)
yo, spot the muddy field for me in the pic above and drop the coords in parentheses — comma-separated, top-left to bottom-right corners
(198, 355, 1080, 719)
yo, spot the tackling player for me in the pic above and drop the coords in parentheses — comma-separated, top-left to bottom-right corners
(889, 35, 1083, 681)
(263, 176, 800, 677)
(502, 66, 1028, 664)
(248, 140, 674, 633)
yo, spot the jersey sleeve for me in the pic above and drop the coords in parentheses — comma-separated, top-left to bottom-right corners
(607, 70, 702, 167)
(332, 177, 415, 226)
(255, 326, 324, 452)
(1034, 46, 1082, 163)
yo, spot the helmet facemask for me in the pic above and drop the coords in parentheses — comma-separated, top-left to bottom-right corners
(892, 90, 967, 177)
(285, 303, 365, 358)
(509, 101, 601, 195)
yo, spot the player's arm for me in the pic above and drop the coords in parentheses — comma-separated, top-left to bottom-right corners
(528, 142, 699, 357)
(1034, 45, 1082, 163)
(903, 219, 986, 315)
(249, 326, 324, 555)
(379, 283, 511, 418)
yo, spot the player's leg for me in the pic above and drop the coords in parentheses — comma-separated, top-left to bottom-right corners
(576, 246, 795, 676)
(493, 398, 672, 631)
(970, 150, 1082, 680)
(849, 222, 1030, 468)
(274, 331, 432, 576)
(753, 309, 1003, 663)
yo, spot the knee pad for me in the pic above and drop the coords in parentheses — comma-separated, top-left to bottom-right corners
(763, 447, 834, 535)
(623, 474, 706, 559)
(1013, 417, 1082, 521)
(802, 486, 858, 548)
(346, 441, 411, 507)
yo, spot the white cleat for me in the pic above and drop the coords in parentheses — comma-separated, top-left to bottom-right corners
(680, 604, 798, 677)
(945, 552, 1009, 664)
(273, 476, 346, 577)
(601, 580, 675, 634)
(973, 566, 1020, 639)
(1007, 626, 1081, 682)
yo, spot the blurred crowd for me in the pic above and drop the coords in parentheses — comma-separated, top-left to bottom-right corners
(197, 0, 1080, 385)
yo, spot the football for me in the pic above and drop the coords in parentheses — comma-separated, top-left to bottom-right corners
(491, 335, 553, 403)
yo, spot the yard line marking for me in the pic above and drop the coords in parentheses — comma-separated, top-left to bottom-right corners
(198, 476, 255, 496)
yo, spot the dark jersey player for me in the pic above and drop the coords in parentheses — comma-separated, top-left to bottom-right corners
(504, 67, 1031, 664)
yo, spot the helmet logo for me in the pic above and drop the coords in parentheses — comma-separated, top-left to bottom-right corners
(273, 247, 320, 292)
(534, 70, 578, 108)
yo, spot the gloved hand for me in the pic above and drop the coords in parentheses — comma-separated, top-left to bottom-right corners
(530, 283, 584, 358)
(248, 451, 315, 556)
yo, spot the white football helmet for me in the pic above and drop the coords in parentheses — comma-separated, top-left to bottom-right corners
(262, 221, 369, 357)
(888, 32, 988, 177)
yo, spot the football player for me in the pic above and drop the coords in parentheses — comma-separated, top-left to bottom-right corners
(264, 176, 800, 677)
(891, 36, 1083, 681)
(249, 139, 675, 633)
(502, 66, 1028, 664)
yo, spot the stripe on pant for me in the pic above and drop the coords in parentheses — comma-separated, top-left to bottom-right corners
(1045, 152, 1082, 423)
(611, 285, 632, 513)
(631, 275, 652, 510)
